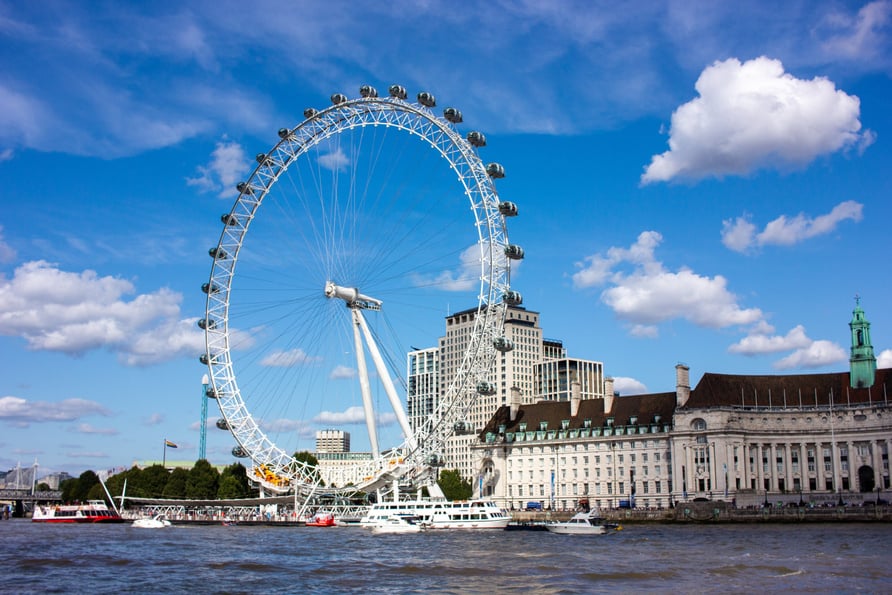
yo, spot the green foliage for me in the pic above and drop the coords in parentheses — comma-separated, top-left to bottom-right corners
(36, 482, 50, 491)
(217, 463, 254, 499)
(437, 469, 472, 501)
(185, 459, 219, 499)
(163, 468, 188, 498)
(60, 470, 100, 502)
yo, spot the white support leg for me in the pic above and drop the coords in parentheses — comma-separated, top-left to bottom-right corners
(352, 308, 379, 458)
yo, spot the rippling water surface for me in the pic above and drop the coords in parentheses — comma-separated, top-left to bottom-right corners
(1, 521, 890, 594)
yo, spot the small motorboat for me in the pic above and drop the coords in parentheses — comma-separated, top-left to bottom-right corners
(369, 515, 426, 534)
(132, 514, 172, 529)
(544, 511, 619, 535)
(305, 512, 336, 527)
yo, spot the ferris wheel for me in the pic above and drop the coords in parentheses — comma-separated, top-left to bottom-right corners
(201, 84, 522, 495)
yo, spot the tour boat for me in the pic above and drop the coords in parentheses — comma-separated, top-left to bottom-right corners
(32, 500, 125, 524)
(544, 511, 619, 535)
(305, 512, 336, 527)
(131, 514, 172, 529)
(360, 499, 509, 530)
(369, 514, 426, 534)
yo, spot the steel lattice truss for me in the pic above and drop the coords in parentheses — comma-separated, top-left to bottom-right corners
(201, 87, 518, 496)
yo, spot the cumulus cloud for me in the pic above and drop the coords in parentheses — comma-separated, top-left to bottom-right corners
(317, 148, 350, 171)
(0, 260, 203, 364)
(572, 231, 762, 334)
(260, 348, 321, 367)
(642, 56, 872, 184)
(722, 201, 863, 253)
(612, 377, 648, 395)
(773, 340, 847, 370)
(0, 396, 110, 426)
(313, 405, 397, 426)
(729, 325, 813, 355)
(877, 349, 892, 368)
(186, 138, 251, 198)
(329, 365, 356, 379)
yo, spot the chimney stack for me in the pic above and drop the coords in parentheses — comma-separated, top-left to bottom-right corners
(603, 377, 615, 414)
(570, 378, 581, 417)
(676, 364, 690, 407)
(509, 386, 522, 421)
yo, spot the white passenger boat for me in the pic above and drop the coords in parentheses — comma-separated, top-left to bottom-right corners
(32, 500, 125, 524)
(361, 499, 509, 530)
(544, 511, 618, 535)
(131, 514, 172, 529)
(369, 515, 426, 534)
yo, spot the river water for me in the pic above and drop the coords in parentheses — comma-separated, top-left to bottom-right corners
(1, 521, 890, 594)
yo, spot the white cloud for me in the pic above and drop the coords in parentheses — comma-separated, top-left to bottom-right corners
(0, 225, 16, 263)
(642, 56, 872, 184)
(773, 340, 847, 370)
(329, 365, 356, 379)
(0, 148, 12, 161)
(145, 413, 165, 426)
(573, 231, 763, 332)
(0, 260, 201, 365)
(313, 405, 397, 427)
(411, 243, 485, 292)
(73, 423, 118, 435)
(187, 138, 250, 198)
(611, 377, 648, 395)
(818, 1, 892, 61)
(0, 396, 109, 426)
(317, 148, 349, 171)
(260, 348, 321, 367)
(877, 349, 892, 368)
(729, 325, 813, 355)
(722, 201, 863, 253)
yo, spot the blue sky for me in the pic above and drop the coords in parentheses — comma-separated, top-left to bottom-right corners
(1, 1, 890, 477)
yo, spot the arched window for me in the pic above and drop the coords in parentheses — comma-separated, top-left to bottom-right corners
(692, 418, 707, 431)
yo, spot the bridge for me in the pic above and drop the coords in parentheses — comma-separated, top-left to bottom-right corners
(0, 488, 62, 502)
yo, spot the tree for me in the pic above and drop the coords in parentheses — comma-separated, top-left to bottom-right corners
(185, 459, 219, 499)
(61, 470, 100, 502)
(141, 465, 171, 497)
(217, 463, 253, 499)
(437, 469, 472, 501)
(163, 468, 188, 498)
(36, 482, 50, 491)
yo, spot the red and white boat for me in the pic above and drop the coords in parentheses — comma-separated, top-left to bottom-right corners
(32, 500, 125, 523)
(305, 512, 336, 527)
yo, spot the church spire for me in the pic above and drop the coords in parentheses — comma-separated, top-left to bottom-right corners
(849, 295, 876, 389)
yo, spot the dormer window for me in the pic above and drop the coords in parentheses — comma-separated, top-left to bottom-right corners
(629, 416, 638, 425)
(561, 419, 569, 430)
(583, 418, 591, 428)
(539, 421, 548, 431)
(518, 422, 527, 432)
(606, 417, 614, 427)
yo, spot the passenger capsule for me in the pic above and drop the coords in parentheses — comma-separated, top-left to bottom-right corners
(208, 247, 228, 260)
(255, 153, 271, 165)
(504, 244, 525, 260)
(486, 163, 505, 178)
(443, 107, 463, 123)
(201, 282, 220, 295)
(453, 421, 469, 434)
(467, 131, 486, 147)
(303, 107, 318, 119)
(477, 381, 497, 395)
(502, 290, 523, 306)
(498, 201, 518, 217)
(359, 85, 378, 98)
(331, 93, 347, 105)
(417, 92, 436, 107)
(206, 387, 218, 399)
(232, 446, 249, 458)
(427, 454, 445, 467)
(221, 214, 239, 226)
(215, 418, 229, 430)
(493, 336, 515, 352)
(389, 84, 407, 99)
(199, 354, 210, 365)
(197, 318, 217, 330)
(278, 128, 292, 139)
(236, 182, 254, 195)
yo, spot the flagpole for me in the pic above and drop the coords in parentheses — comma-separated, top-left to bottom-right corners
(163, 438, 167, 468)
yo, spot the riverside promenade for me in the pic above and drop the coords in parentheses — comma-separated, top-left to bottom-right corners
(512, 501, 892, 524)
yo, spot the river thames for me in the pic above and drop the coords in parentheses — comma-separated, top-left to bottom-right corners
(2, 521, 890, 594)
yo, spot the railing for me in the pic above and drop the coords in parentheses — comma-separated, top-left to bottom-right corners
(0, 489, 62, 501)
